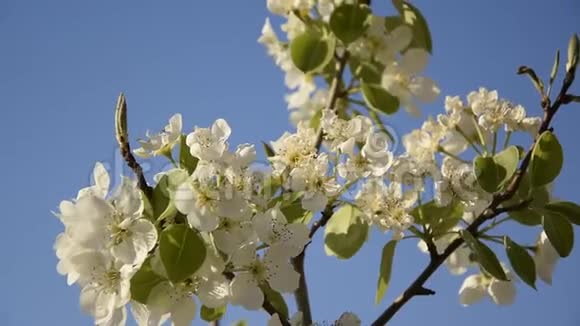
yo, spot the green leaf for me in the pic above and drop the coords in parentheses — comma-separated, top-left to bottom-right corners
(261, 285, 289, 320)
(375, 240, 397, 304)
(329, 4, 371, 44)
(130, 258, 166, 304)
(550, 50, 560, 86)
(234, 321, 248, 326)
(509, 209, 543, 226)
(141, 190, 154, 222)
(504, 236, 536, 289)
(566, 33, 579, 73)
(493, 146, 520, 188)
(410, 200, 463, 237)
(474, 156, 500, 193)
(262, 141, 275, 158)
(290, 29, 334, 73)
(530, 131, 563, 187)
(324, 204, 369, 259)
(152, 175, 171, 220)
(201, 305, 226, 322)
(349, 58, 384, 83)
(361, 82, 400, 115)
(542, 210, 574, 257)
(461, 230, 507, 280)
(159, 224, 207, 283)
(310, 109, 323, 130)
(392, 0, 432, 52)
(384, 16, 404, 31)
(545, 201, 580, 225)
(179, 135, 198, 174)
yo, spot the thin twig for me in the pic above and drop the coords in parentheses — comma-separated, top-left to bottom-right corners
(371, 65, 576, 326)
(114, 93, 152, 198)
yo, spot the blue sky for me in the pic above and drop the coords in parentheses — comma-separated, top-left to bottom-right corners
(0, 1, 579, 325)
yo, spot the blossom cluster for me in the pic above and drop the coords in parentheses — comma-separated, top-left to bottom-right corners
(52, 0, 574, 325)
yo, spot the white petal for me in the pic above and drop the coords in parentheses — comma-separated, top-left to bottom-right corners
(266, 260, 300, 293)
(409, 77, 440, 103)
(230, 273, 264, 310)
(198, 276, 230, 308)
(170, 297, 197, 326)
(458, 275, 487, 306)
(93, 162, 110, 198)
(112, 238, 138, 265)
(301, 192, 328, 212)
(174, 183, 196, 214)
(187, 207, 219, 232)
(488, 279, 516, 305)
(211, 119, 231, 142)
(401, 48, 429, 74)
(268, 314, 283, 326)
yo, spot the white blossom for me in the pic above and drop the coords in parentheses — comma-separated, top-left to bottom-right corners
(382, 49, 440, 116)
(534, 231, 560, 284)
(134, 114, 182, 158)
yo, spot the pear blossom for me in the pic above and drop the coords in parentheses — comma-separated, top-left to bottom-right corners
(270, 122, 317, 175)
(289, 153, 340, 211)
(146, 281, 197, 326)
(320, 109, 372, 151)
(134, 113, 182, 158)
(186, 118, 231, 161)
(381, 48, 440, 116)
(252, 206, 309, 257)
(337, 132, 394, 180)
(71, 251, 134, 325)
(459, 269, 516, 306)
(355, 179, 416, 239)
(229, 245, 300, 310)
(534, 231, 560, 284)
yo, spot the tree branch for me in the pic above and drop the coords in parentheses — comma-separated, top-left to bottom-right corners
(114, 93, 153, 198)
(371, 65, 576, 326)
(293, 51, 351, 326)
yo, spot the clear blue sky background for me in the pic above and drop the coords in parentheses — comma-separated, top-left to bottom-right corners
(1, 1, 579, 325)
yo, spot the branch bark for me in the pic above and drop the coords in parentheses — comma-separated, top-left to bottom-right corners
(371, 66, 576, 326)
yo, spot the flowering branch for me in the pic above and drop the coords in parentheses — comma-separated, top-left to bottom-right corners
(114, 93, 153, 198)
(371, 58, 577, 326)
(292, 50, 350, 326)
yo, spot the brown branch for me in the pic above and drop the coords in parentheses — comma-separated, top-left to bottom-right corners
(114, 93, 153, 198)
(371, 64, 577, 326)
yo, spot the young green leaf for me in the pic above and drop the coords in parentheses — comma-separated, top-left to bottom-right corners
(493, 146, 520, 188)
(201, 305, 226, 322)
(549, 50, 560, 88)
(159, 224, 207, 283)
(566, 33, 579, 73)
(474, 156, 500, 193)
(375, 240, 397, 304)
(392, 0, 432, 52)
(324, 204, 369, 259)
(530, 131, 563, 187)
(179, 135, 198, 174)
(504, 236, 536, 289)
(349, 57, 384, 83)
(461, 230, 507, 281)
(290, 30, 334, 73)
(410, 200, 463, 237)
(130, 258, 166, 304)
(545, 201, 580, 225)
(261, 285, 289, 320)
(542, 210, 574, 257)
(152, 175, 171, 220)
(329, 4, 371, 44)
(361, 82, 400, 115)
